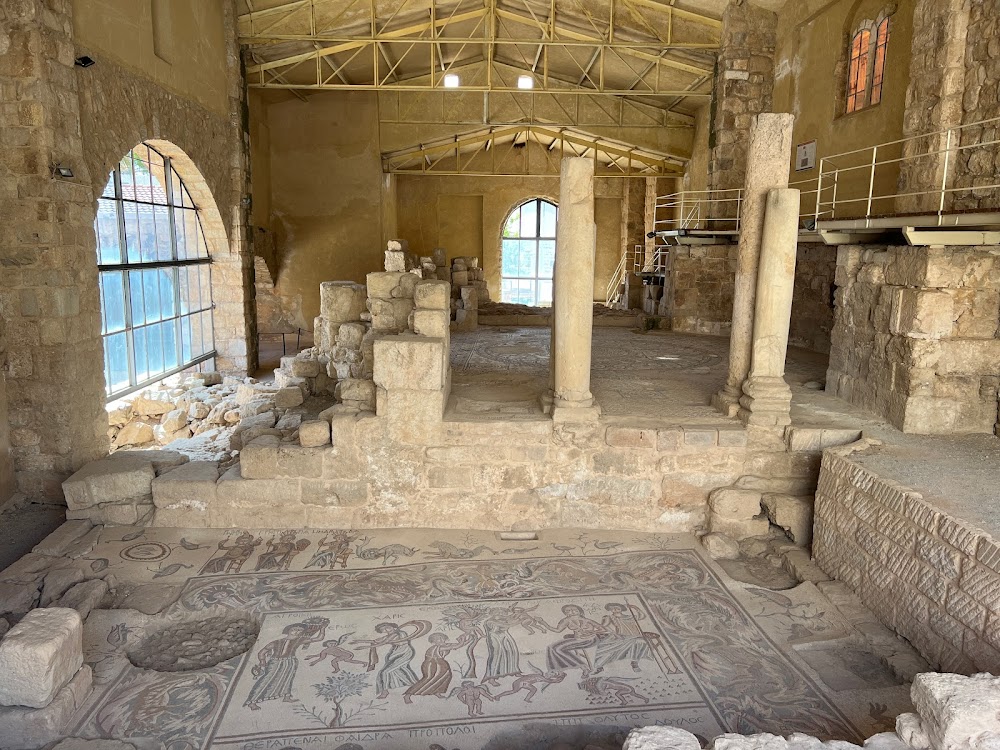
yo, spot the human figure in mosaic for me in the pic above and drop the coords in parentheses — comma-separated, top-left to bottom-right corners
(305, 632, 368, 673)
(494, 670, 566, 703)
(594, 603, 653, 673)
(255, 531, 311, 571)
(304, 532, 355, 570)
(480, 611, 523, 686)
(449, 680, 498, 717)
(354, 620, 432, 699)
(402, 632, 466, 704)
(244, 617, 329, 711)
(200, 532, 263, 575)
(544, 605, 608, 677)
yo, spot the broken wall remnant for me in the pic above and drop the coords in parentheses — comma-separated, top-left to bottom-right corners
(827, 245, 1000, 435)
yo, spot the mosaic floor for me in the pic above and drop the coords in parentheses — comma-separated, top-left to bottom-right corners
(57, 527, 918, 750)
(448, 328, 829, 423)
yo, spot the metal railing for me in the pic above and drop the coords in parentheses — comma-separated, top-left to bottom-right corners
(791, 114, 1000, 226)
(605, 244, 673, 306)
(654, 188, 743, 233)
(606, 247, 633, 307)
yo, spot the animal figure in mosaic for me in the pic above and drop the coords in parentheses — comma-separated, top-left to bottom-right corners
(355, 537, 418, 566)
(403, 632, 466, 703)
(354, 620, 432, 699)
(244, 617, 329, 710)
(305, 532, 356, 570)
(449, 680, 498, 717)
(427, 541, 498, 559)
(200, 531, 263, 574)
(578, 676, 650, 706)
(544, 604, 608, 677)
(256, 532, 312, 571)
(305, 632, 368, 672)
(494, 668, 566, 703)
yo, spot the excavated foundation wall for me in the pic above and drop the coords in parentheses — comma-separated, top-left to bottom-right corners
(827, 245, 1000, 434)
(814, 446, 1000, 673)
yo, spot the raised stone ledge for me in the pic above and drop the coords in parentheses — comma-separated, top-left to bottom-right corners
(814, 443, 1000, 673)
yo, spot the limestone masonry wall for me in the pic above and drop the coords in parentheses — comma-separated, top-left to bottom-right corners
(789, 244, 837, 354)
(827, 245, 1000, 434)
(665, 245, 737, 336)
(814, 446, 1000, 674)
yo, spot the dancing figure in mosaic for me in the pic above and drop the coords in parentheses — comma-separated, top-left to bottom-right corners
(449, 681, 498, 717)
(481, 611, 523, 686)
(355, 620, 432, 699)
(256, 532, 312, 571)
(305, 632, 368, 672)
(544, 604, 608, 677)
(403, 632, 466, 703)
(200, 532, 263, 575)
(244, 617, 329, 710)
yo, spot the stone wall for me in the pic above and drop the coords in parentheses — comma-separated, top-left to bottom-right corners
(952, 0, 1000, 211)
(896, 0, 971, 214)
(827, 245, 1000, 434)
(0, 0, 254, 500)
(0, 317, 12, 505)
(0, 0, 110, 499)
(708, 0, 777, 210)
(789, 243, 837, 354)
(814, 446, 1000, 673)
(664, 245, 737, 336)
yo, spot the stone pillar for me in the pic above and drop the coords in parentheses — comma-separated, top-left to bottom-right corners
(551, 158, 600, 422)
(738, 188, 800, 427)
(708, 0, 778, 220)
(712, 113, 794, 417)
(0, 0, 109, 499)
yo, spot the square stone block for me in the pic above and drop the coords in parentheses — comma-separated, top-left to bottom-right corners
(299, 420, 332, 448)
(0, 665, 92, 750)
(151, 461, 220, 510)
(62, 457, 156, 511)
(275, 386, 305, 409)
(414, 280, 450, 310)
(367, 272, 405, 300)
(412, 309, 450, 338)
(0, 608, 83, 709)
(319, 281, 367, 323)
(373, 335, 446, 391)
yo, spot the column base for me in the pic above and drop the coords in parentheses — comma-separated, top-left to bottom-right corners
(737, 376, 792, 427)
(712, 386, 742, 418)
(551, 402, 602, 423)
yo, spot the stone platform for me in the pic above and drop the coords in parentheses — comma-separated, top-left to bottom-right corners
(814, 435, 1000, 676)
(3, 526, 923, 749)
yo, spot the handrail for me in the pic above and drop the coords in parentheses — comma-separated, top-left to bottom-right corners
(606, 248, 631, 306)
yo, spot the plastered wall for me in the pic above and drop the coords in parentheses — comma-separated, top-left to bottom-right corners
(72, 0, 230, 117)
(773, 0, 915, 215)
(395, 171, 627, 303)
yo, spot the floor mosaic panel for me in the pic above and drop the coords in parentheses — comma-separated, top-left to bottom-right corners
(65, 528, 912, 750)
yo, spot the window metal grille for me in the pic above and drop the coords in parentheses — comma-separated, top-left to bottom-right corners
(846, 29, 872, 113)
(96, 144, 216, 400)
(500, 199, 558, 307)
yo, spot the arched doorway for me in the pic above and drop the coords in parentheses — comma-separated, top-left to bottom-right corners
(95, 143, 217, 398)
(500, 198, 557, 307)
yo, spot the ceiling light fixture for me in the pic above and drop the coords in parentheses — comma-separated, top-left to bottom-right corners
(517, 75, 534, 89)
(443, 74, 460, 88)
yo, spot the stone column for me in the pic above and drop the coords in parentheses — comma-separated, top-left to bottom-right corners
(551, 158, 600, 422)
(737, 188, 800, 427)
(712, 113, 795, 417)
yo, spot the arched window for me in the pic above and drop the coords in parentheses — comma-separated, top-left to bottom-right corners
(96, 143, 216, 399)
(500, 198, 557, 307)
(846, 16, 891, 114)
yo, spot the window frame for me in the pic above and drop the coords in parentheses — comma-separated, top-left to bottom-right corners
(500, 198, 558, 307)
(844, 14, 892, 115)
(97, 144, 217, 401)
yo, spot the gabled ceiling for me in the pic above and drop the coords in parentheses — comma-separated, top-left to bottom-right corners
(238, 0, 733, 117)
